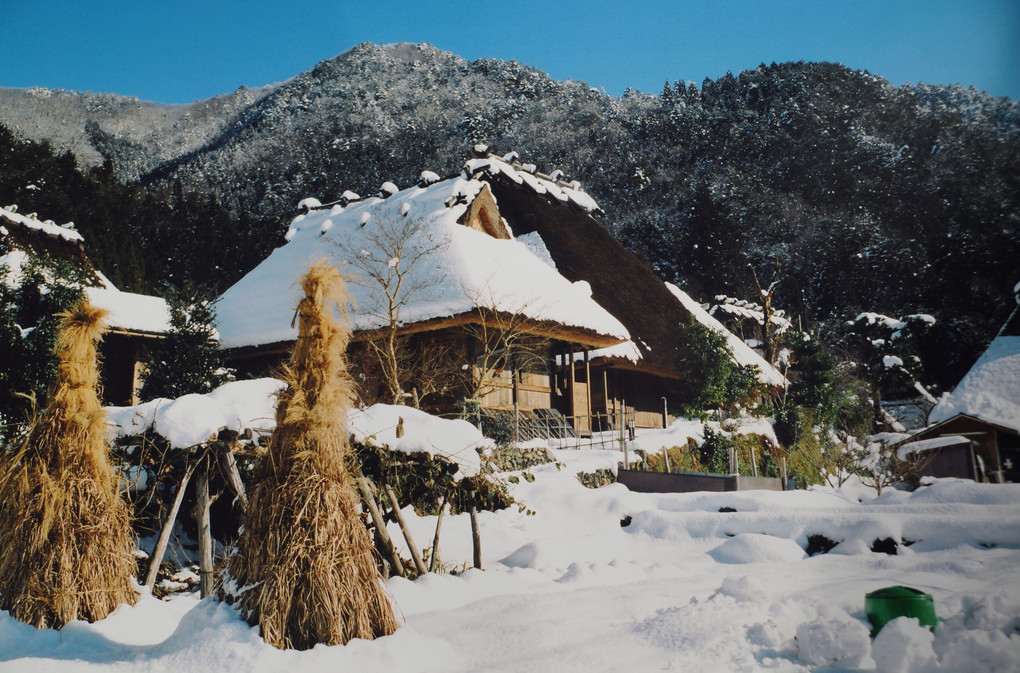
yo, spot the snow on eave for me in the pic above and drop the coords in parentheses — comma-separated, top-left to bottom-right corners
(0, 205, 83, 244)
(215, 175, 629, 350)
(558, 340, 644, 366)
(666, 283, 788, 388)
(896, 435, 971, 461)
(85, 286, 173, 336)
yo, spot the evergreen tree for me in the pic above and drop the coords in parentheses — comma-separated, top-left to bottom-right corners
(138, 295, 229, 401)
(0, 250, 88, 438)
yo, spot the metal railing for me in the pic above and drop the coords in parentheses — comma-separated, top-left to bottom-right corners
(487, 408, 639, 453)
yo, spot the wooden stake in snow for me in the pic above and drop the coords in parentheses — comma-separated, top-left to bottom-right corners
(145, 453, 202, 590)
(470, 504, 483, 570)
(384, 483, 427, 575)
(196, 455, 214, 598)
(429, 493, 449, 573)
(356, 475, 405, 577)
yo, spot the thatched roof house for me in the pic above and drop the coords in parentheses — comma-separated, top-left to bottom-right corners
(216, 151, 785, 427)
(1, 205, 171, 404)
(898, 290, 1020, 482)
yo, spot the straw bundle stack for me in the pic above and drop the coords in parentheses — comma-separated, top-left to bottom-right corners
(220, 262, 398, 649)
(0, 301, 137, 628)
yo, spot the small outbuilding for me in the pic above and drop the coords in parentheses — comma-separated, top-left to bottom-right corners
(896, 291, 1020, 482)
(0, 205, 171, 405)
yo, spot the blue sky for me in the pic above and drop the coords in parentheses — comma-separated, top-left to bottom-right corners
(2, 1, 1017, 103)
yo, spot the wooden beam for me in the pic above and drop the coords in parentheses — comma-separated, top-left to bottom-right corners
(216, 444, 249, 511)
(383, 483, 427, 575)
(196, 456, 214, 598)
(584, 348, 592, 418)
(145, 451, 203, 591)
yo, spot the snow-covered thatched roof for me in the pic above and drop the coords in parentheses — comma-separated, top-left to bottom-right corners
(928, 336, 1020, 434)
(215, 164, 629, 349)
(0, 204, 84, 245)
(667, 283, 788, 388)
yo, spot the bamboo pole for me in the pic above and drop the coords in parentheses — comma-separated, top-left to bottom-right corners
(429, 493, 449, 573)
(196, 456, 214, 598)
(144, 451, 203, 590)
(383, 483, 427, 575)
(356, 476, 405, 577)
(469, 504, 482, 570)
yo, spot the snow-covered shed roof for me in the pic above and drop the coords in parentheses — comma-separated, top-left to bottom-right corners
(1, 204, 171, 336)
(86, 285, 172, 335)
(215, 165, 630, 350)
(927, 336, 1020, 434)
(667, 284, 788, 388)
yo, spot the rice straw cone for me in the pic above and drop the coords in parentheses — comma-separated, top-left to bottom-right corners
(0, 301, 138, 628)
(219, 262, 399, 650)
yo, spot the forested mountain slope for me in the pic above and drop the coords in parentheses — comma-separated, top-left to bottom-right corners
(2, 42, 1017, 385)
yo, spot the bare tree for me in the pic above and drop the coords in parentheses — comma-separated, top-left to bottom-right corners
(749, 258, 784, 364)
(337, 211, 447, 405)
(460, 306, 551, 403)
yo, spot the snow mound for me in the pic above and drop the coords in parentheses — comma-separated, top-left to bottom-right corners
(105, 378, 284, 448)
(871, 617, 936, 673)
(709, 533, 807, 564)
(349, 404, 486, 477)
(796, 610, 872, 667)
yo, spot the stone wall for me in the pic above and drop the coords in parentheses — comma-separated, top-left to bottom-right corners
(576, 469, 616, 489)
(479, 445, 557, 473)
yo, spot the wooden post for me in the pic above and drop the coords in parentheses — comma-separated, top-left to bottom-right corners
(145, 451, 202, 590)
(781, 456, 789, 489)
(196, 455, 214, 598)
(469, 504, 482, 570)
(383, 483, 427, 575)
(750, 445, 758, 478)
(567, 344, 576, 422)
(216, 444, 248, 511)
(619, 406, 629, 469)
(429, 493, 449, 573)
(662, 447, 671, 473)
(584, 348, 592, 419)
(356, 476, 405, 577)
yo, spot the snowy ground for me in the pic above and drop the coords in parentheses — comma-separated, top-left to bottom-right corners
(2, 446, 1018, 672)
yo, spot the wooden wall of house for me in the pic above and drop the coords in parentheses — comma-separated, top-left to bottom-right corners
(599, 367, 672, 429)
(478, 367, 553, 411)
(99, 333, 148, 406)
(916, 415, 1019, 482)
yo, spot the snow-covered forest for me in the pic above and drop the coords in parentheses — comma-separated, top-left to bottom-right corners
(2, 42, 1018, 386)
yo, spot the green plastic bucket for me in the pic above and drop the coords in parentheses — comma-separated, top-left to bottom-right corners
(865, 585, 937, 636)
